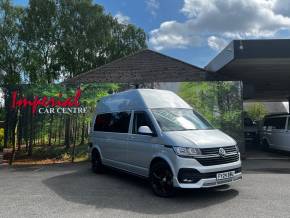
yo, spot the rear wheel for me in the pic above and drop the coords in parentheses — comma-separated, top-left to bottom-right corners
(91, 149, 104, 174)
(150, 161, 175, 197)
(262, 139, 270, 151)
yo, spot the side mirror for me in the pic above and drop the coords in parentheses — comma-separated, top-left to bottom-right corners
(138, 126, 154, 136)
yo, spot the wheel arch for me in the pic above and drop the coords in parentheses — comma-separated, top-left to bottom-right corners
(149, 156, 175, 177)
(91, 145, 103, 159)
(261, 137, 270, 145)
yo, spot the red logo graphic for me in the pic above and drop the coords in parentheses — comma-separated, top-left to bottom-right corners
(11, 88, 83, 115)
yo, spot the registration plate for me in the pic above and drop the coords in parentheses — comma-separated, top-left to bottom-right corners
(216, 171, 235, 181)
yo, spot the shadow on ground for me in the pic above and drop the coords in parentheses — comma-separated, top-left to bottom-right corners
(245, 168, 290, 174)
(43, 164, 239, 215)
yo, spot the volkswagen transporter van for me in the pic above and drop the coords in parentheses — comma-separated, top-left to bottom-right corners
(89, 89, 242, 197)
(260, 113, 290, 152)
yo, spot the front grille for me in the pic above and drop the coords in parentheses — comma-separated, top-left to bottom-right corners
(200, 146, 237, 155)
(196, 153, 239, 166)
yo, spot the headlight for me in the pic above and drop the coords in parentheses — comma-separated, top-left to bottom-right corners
(173, 146, 201, 157)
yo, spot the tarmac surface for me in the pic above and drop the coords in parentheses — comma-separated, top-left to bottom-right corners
(1, 155, 290, 218)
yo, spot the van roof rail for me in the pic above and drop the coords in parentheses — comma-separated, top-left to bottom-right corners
(265, 113, 290, 117)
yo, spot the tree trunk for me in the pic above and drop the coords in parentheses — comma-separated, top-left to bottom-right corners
(71, 117, 78, 163)
(64, 116, 70, 149)
(3, 88, 11, 149)
(48, 114, 54, 146)
(80, 114, 85, 145)
(17, 109, 23, 151)
(24, 107, 29, 152)
(9, 109, 19, 165)
(58, 115, 62, 146)
(28, 108, 33, 156)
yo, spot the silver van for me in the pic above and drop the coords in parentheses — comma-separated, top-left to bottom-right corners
(260, 114, 290, 152)
(89, 89, 242, 197)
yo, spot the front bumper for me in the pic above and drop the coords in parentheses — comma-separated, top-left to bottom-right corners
(172, 155, 242, 188)
(174, 170, 242, 188)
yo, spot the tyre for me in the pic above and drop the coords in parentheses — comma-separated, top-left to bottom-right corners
(262, 139, 269, 151)
(91, 149, 104, 174)
(150, 161, 176, 197)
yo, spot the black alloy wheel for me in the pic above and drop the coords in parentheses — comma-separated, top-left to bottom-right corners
(91, 149, 104, 174)
(262, 140, 270, 151)
(150, 161, 176, 197)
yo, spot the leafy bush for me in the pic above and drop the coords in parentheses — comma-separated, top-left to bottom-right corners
(245, 103, 267, 121)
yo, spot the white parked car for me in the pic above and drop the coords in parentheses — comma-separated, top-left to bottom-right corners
(89, 89, 242, 197)
(260, 114, 290, 152)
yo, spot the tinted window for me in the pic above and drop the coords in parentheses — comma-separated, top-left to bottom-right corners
(288, 117, 290, 130)
(132, 111, 155, 134)
(94, 112, 131, 133)
(264, 117, 286, 130)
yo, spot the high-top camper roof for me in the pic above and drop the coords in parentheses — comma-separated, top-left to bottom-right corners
(96, 89, 192, 113)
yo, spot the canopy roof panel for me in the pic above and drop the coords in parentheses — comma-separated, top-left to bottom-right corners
(64, 49, 207, 84)
(206, 39, 290, 101)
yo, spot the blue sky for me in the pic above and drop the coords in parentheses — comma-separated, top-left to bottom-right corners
(12, 0, 290, 68)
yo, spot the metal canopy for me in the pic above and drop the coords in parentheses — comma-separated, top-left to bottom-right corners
(65, 39, 290, 102)
(206, 39, 290, 101)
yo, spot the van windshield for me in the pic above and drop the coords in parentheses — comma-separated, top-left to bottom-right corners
(151, 108, 213, 131)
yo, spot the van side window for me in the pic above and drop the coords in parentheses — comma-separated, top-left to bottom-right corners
(133, 111, 155, 135)
(94, 112, 131, 133)
(264, 117, 286, 130)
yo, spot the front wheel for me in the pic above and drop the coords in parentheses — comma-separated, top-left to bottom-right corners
(150, 161, 176, 197)
(262, 139, 270, 151)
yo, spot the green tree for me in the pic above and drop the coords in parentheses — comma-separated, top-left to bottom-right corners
(107, 23, 147, 62)
(57, 0, 147, 78)
(179, 82, 243, 141)
(245, 103, 267, 121)
(0, 0, 148, 162)
(0, 0, 24, 152)
(0, 0, 23, 85)
(21, 0, 60, 83)
(14, 0, 147, 151)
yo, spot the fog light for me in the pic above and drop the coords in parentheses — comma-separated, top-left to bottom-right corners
(182, 178, 194, 183)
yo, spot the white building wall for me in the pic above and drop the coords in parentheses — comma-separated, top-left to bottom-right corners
(244, 102, 289, 114)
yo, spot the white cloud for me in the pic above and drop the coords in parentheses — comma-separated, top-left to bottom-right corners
(273, 0, 290, 17)
(146, 0, 160, 16)
(207, 36, 229, 51)
(114, 12, 130, 25)
(149, 0, 290, 50)
(150, 21, 202, 50)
